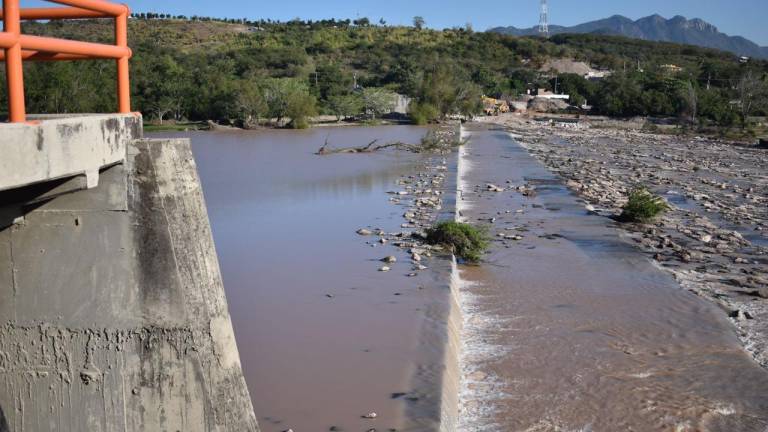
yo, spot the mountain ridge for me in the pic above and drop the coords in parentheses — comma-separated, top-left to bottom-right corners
(489, 15, 768, 59)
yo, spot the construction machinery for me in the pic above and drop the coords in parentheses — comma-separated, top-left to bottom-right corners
(482, 96, 510, 116)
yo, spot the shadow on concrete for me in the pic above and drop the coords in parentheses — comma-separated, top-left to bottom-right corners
(0, 405, 9, 432)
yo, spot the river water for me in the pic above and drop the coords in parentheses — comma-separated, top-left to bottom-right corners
(150, 124, 768, 432)
(153, 126, 458, 431)
(457, 125, 768, 431)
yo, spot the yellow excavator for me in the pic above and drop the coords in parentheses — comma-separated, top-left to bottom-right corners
(482, 96, 510, 116)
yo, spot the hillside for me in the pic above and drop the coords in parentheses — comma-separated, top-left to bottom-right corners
(490, 15, 768, 60)
(3, 18, 766, 127)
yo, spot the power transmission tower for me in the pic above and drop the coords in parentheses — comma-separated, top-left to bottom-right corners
(539, 0, 549, 38)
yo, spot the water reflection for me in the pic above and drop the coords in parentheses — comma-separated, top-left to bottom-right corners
(151, 126, 451, 432)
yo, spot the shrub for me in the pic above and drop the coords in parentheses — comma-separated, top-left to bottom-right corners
(409, 102, 440, 125)
(426, 221, 489, 262)
(618, 188, 669, 223)
(361, 87, 397, 119)
(286, 91, 317, 129)
(419, 126, 465, 152)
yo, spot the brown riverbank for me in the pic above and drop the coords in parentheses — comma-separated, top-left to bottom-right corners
(144, 115, 414, 132)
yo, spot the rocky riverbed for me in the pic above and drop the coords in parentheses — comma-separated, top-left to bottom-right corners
(481, 114, 768, 368)
(356, 123, 464, 272)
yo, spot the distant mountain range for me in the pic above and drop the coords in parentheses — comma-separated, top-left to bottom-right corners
(489, 15, 768, 59)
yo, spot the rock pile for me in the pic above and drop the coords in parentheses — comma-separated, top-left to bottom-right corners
(356, 123, 461, 277)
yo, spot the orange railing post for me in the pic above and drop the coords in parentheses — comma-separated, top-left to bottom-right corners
(3, 0, 26, 123)
(0, 0, 131, 122)
(115, 7, 129, 113)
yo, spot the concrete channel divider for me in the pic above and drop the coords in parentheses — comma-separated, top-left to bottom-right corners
(0, 115, 259, 431)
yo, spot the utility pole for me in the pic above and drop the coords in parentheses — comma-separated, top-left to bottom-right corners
(539, 0, 549, 38)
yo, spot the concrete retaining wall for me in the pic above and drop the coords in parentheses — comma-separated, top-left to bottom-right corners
(0, 114, 142, 192)
(0, 120, 258, 431)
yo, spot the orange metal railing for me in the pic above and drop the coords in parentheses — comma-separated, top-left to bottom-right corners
(0, 0, 131, 122)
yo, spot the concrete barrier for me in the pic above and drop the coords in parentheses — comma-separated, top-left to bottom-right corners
(0, 114, 142, 192)
(0, 116, 258, 431)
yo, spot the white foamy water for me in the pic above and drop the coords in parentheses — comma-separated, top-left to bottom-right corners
(454, 132, 511, 431)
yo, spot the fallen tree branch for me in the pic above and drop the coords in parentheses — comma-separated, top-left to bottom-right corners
(316, 123, 466, 155)
(316, 139, 420, 155)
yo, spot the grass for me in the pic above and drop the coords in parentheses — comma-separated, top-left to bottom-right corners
(143, 122, 205, 132)
(425, 221, 489, 263)
(617, 187, 670, 223)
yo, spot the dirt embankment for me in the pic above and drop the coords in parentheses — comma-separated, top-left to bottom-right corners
(481, 114, 768, 367)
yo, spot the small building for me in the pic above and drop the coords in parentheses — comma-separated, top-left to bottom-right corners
(392, 94, 411, 115)
(585, 70, 611, 80)
(740, 56, 750, 64)
(535, 90, 570, 100)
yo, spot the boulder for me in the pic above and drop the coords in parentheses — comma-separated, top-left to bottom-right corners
(528, 97, 569, 113)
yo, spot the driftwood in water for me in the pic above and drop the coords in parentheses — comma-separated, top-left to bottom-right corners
(315, 137, 419, 155)
(315, 124, 465, 155)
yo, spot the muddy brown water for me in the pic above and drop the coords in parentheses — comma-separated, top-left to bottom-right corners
(151, 126, 457, 432)
(457, 125, 768, 431)
(149, 125, 768, 431)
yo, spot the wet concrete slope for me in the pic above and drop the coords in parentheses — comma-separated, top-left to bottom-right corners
(0, 138, 258, 431)
(457, 125, 768, 431)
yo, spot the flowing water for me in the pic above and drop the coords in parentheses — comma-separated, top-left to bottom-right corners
(152, 126, 458, 431)
(150, 124, 768, 432)
(457, 125, 768, 431)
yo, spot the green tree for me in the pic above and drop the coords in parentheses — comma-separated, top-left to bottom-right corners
(737, 71, 768, 126)
(137, 56, 188, 124)
(455, 82, 484, 118)
(413, 16, 425, 30)
(678, 80, 698, 124)
(327, 93, 363, 121)
(592, 73, 644, 117)
(409, 102, 440, 125)
(698, 89, 737, 129)
(360, 87, 397, 119)
(263, 78, 314, 125)
(285, 90, 317, 129)
(312, 62, 353, 102)
(235, 79, 267, 128)
(553, 73, 597, 106)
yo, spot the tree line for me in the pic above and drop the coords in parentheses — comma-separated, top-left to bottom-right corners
(1, 18, 766, 130)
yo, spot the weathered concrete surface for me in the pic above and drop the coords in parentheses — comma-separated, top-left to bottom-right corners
(0, 131, 258, 430)
(0, 114, 142, 192)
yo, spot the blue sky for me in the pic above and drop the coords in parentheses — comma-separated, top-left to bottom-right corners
(28, 0, 768, 45)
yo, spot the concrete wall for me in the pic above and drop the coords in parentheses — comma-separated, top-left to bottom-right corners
(0, 118, 258, 431)
(0, 114, 142, 192)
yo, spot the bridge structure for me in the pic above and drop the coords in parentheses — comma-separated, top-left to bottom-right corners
(1, 2, 259, 430)
(1, 0, 131, 122)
